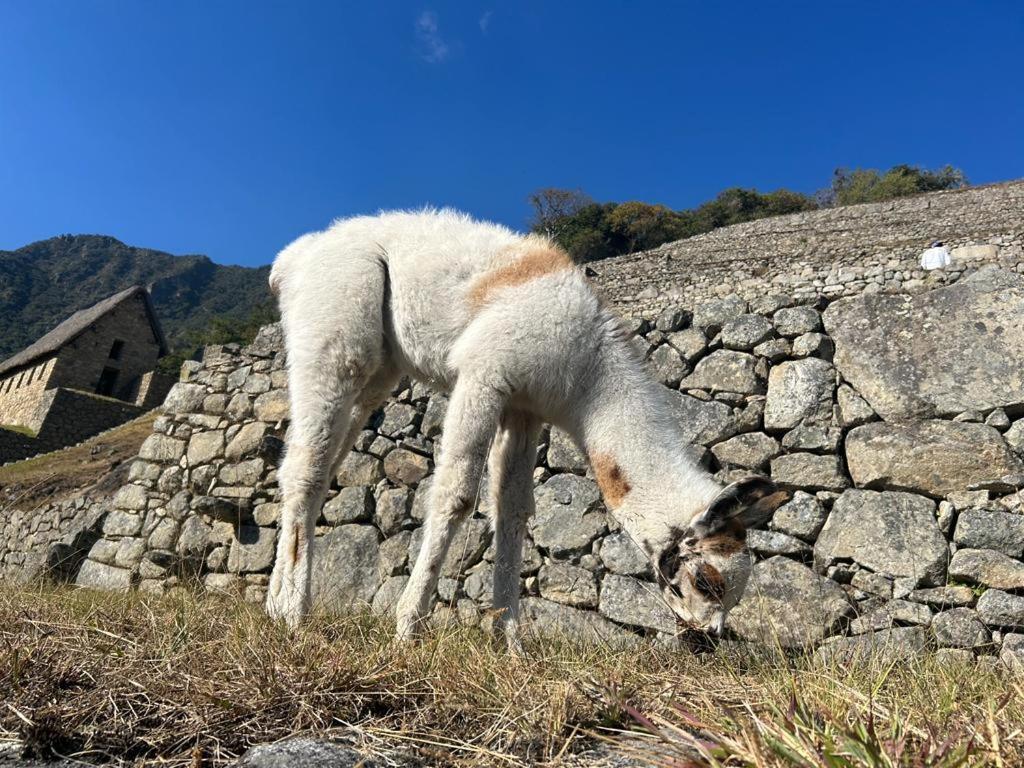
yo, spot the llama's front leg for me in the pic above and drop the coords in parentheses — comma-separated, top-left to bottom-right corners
(489, 412, 541, 652)
(395, 375, 508, 640)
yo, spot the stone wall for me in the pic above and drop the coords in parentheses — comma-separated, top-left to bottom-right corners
(131, 370, 178, 410)
(0, 494, 107, 584)
(69, 267, 1024, 666)
(0, 389, 143, 465)
(593, 181, 1024, 318)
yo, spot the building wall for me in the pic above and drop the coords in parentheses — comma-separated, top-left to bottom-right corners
(0, 388, 144, 465)
(0, 356, 57, 430)
(132, 371, 178, 410)
(49, 292, 163, 401)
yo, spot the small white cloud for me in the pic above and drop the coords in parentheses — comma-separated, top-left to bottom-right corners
(416, 10, 450, 63)
(479, 11, 493, 33)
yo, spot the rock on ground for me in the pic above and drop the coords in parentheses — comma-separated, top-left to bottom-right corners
(234, 737, 416, 767)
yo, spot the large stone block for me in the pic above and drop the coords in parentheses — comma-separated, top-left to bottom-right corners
(546, 427, 589, 474)
(530, 475, 607, 555)
(726, 556, 852, 648)
(187, 430, 225, 466)
(253, 389, 289, 422)
(162, 383, 208, 415)
(764, 358, 835, 430)
(138, 434, 186, 462)
(824, 267, 1024, 420)
(671, 393, 737, 447)
(948, 548, 1024, 590)
(682, 350, 766, 395)
(335, 452, 385, 487)
(598, 532, 650, 576)
(323, 486, 374, 524)
(311, 524, 382, 612)
(845, 421, 1023, 498)
(816, 627, 929, 663)
(770, 453, 849, 492)
(408, 517, 490, 578)
(711, 432, 779, 470)
(954, 508, 1024, 558)
(76, 559, 133, 591)
(520, 597, 637, 647)
(225, 422, 268, 461)
(814, 490, 947, 585)
(538, 560, 598, 608)
(770, 490, 827, 541)
(931, 608, 990, 649)
(383, 448, 431, 486)
(977, 589, 1024, 629)
(227, 525, 277, 573)
(598, 574, 676, 634)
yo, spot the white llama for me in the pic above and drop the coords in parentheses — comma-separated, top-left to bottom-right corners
(265, 209, 786, 643)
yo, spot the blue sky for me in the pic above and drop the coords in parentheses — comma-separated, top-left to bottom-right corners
(1, 1, 1021, 267)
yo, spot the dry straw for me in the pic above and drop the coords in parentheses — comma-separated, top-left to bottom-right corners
(0, 585, 1021, 766)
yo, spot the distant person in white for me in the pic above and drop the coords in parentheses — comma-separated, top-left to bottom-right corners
(920, 240, 952, 270)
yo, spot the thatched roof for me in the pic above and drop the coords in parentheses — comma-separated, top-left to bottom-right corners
(0, 286, 168, 377)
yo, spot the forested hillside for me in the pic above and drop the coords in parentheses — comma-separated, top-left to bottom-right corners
(0, 235, 272, 360)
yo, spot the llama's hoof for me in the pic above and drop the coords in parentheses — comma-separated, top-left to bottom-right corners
(394, 611, 426, 643)
(265, 580, 307, 629)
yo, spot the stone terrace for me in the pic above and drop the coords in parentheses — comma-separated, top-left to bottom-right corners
(61, 267, 1024, 666)
(592, 181, 1024, 316)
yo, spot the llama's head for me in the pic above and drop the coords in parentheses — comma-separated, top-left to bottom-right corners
(650, 476, 786, 636)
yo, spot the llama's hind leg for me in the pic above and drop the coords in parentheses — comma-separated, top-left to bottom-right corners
(488, 410, 541, 652)
(266, 259, 388, 628)
(266, 380, 352, 627)
(395, 371, 510, 640)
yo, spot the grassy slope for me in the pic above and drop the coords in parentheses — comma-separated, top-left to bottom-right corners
(0, 587, 1019, 767)
(0, 412, 156, 508)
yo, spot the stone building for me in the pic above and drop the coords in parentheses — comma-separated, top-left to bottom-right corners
(0, 286, 176, 463)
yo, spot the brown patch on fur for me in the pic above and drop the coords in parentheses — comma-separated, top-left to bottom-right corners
(467, 243, 574, 310)
(699, 523, 747, 556)
(690, 562, 727, 602)
(289, 524, 303, 566)
(591, 453, 631, 508)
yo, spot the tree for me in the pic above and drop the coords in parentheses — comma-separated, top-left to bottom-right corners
(156, 301, 279, 374)
(606, 202, 690, 253)
(527, 188, 594, 238)
(828, 164, 966, 206)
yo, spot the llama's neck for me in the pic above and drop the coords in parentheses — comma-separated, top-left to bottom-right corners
(569, 326, 722, 550)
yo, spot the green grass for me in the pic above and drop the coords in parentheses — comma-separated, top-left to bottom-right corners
(0, 585, 1019, 767)
(0, 412, 155, 506)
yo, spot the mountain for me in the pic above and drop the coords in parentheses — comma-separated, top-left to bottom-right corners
(0, 234, 273, 360)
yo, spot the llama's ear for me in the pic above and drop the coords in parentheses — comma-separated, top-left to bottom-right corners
(688, 476, 788, 539)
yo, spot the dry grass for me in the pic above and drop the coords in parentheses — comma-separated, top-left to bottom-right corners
(0, 586, 1021, 767)
(0, 412, 156, 507)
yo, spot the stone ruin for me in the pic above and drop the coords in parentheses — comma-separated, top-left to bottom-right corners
(2, 181, 1024, 666)
(22, 265, 1018, 667)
